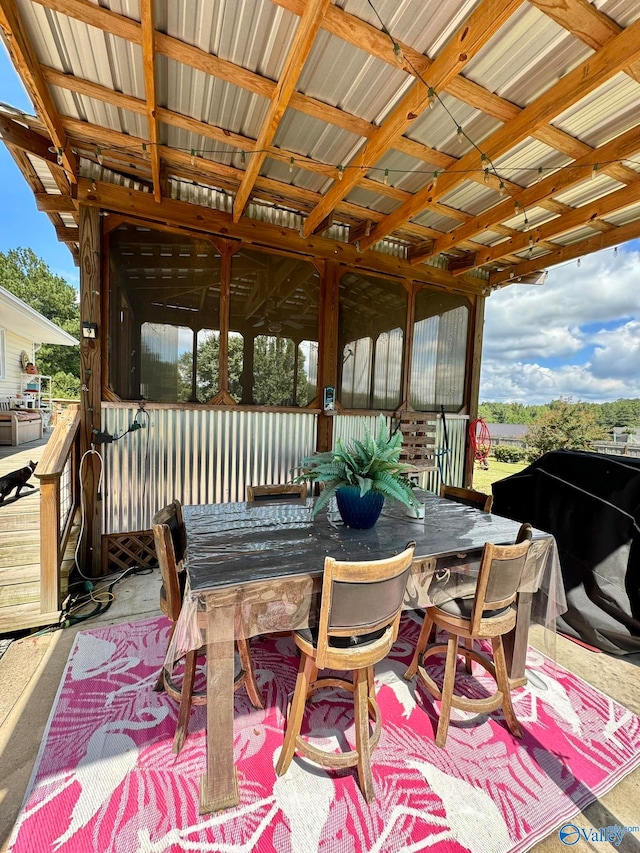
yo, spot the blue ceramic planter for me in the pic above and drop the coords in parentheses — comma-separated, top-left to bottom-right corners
(335, 486, 385, 529)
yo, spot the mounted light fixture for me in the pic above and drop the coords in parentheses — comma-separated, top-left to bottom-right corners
(82, 322, 98, 339)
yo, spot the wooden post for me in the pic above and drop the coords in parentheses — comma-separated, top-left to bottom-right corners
(465, 295, 485, 487)
(39, 476, 61, 614)
(316, 260, 339, 453)
(79, 205, 103, 576)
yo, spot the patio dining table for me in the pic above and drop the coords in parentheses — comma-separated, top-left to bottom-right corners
(171, 492, 565, 814)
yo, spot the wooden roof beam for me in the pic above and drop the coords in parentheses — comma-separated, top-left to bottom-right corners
(410, 122, 640, 264)
(139, 0, 161, 202)
(78, 177, 484, 293)
(529, 0, 640, 84)
(0, 114, 57, 163)
(0, 0, 76, 183)
(233, 0, 331, 222)
(490, 217, 640, 286)
(35, 193, 76, 212)
(363, 17, 640, 255)
(453, 177, 640, 274)
(301, 0, 525, 238)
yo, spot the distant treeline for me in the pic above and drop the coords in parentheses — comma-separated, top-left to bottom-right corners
(478, 398, 640, 432)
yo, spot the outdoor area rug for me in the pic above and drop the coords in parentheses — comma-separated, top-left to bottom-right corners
(8, 614, 640, 853)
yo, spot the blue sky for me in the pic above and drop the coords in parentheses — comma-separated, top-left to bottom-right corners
(1, 43, 639, 405)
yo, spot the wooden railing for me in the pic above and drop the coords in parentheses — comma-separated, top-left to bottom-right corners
(35, 405, 81, 613)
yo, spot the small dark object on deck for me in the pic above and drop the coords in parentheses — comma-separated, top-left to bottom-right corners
(0, 460, 37, 505)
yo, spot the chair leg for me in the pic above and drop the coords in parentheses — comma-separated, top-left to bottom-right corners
(435, 634, 458, 748)
(354, 668, 375, 802)
(173, 649, 197, 755)
(463, 637, 473, 674)
(404, 614, 434, 680)
(154, 621, 177, 692)
(237, 637, 264, 709)
(492, 636, 523, 739)
(276, 652, 315, 776)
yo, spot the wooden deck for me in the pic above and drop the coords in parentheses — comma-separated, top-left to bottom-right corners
(0, 438, 76, 635)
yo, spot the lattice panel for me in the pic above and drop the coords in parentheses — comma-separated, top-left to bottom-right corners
(103, 530, 157, 573)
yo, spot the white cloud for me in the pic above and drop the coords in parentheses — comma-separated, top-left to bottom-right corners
(480, 247, 640, 403)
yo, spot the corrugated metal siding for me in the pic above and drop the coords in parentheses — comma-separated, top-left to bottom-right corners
(101, 406, 317, 532)
(102, 407, 468, 533)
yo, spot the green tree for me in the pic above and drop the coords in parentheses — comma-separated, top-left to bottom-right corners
(525, 398, 607, 462)
(0, 248, 80, 397)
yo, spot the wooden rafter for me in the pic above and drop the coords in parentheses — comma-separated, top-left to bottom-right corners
(453, 177, 640, 275)
(529, 0, 640, 84)
(301, 0, 525, 238)
(233, 0, 331, 222)
(361, 16, 640, 255)
(489, 218, 640, 286)
(410, 123, 640, 265)
(0, 0, 76, 183)
(139, 0, 161, 201)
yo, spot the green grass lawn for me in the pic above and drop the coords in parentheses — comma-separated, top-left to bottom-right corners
(471, 459, 527, 494)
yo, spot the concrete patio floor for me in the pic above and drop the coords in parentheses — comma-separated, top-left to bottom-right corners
(0, 568, 639, 852)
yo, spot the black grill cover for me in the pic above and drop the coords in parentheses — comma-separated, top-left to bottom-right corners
(492, 450, 640, 655)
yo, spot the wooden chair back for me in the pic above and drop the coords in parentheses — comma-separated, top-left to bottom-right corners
(470, 523, 532, 635)
(152, 500, 186, 622)
(397, 412, 439, 473)
(246, 483, 307, 502)
(440, 483, 493, 512)
(314, 542, 415, 670)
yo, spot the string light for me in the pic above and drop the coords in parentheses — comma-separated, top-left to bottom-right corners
(142, 142, 147, 157)
(383, 168, 389, 185)
(613, 245, 619, 257)
(392, 42, 403, 62)
(484, 167, 490, 184)
(523, 216, 530, 232)
(240, 150, 246, 165)
(536, 166, 543, 183)
(337, 164, 344, 181)
(427, 87, 435, 109)
(591, 163, 599, 180)
(499, 180, 506, 196)
(56, 147, 63, 166)
(96, 146, 103, 166)
(190, 149, 195, 166)
(289, 157, 295, 173)
(432, 170, 439, 187)
(577, 257, 581, 267)
(456, 125, 464, 144)
(91, 180, 97, 191)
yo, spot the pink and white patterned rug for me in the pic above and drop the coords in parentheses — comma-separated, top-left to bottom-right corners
(8, 614, 640, 853)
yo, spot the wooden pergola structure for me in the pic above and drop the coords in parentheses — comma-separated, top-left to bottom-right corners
(2, 0, 640, 576)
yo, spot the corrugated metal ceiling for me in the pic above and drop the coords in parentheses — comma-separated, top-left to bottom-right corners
(3, 0, 640, 285)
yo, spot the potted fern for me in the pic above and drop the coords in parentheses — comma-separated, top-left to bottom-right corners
(296, 416, 421, 528)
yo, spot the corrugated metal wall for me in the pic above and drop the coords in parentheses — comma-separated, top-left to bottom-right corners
(101, 407, 468, 533)
(102, 407, 317, 533)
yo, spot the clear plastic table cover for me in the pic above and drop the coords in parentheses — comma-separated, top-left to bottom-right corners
(165, 493, 566, 672)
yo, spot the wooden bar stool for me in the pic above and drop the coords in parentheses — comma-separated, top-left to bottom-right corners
(404, 524, 532, 747)
(276, 542, 415, 802)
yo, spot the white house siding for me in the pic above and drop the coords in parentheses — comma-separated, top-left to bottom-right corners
(0, 328, 34, 397)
